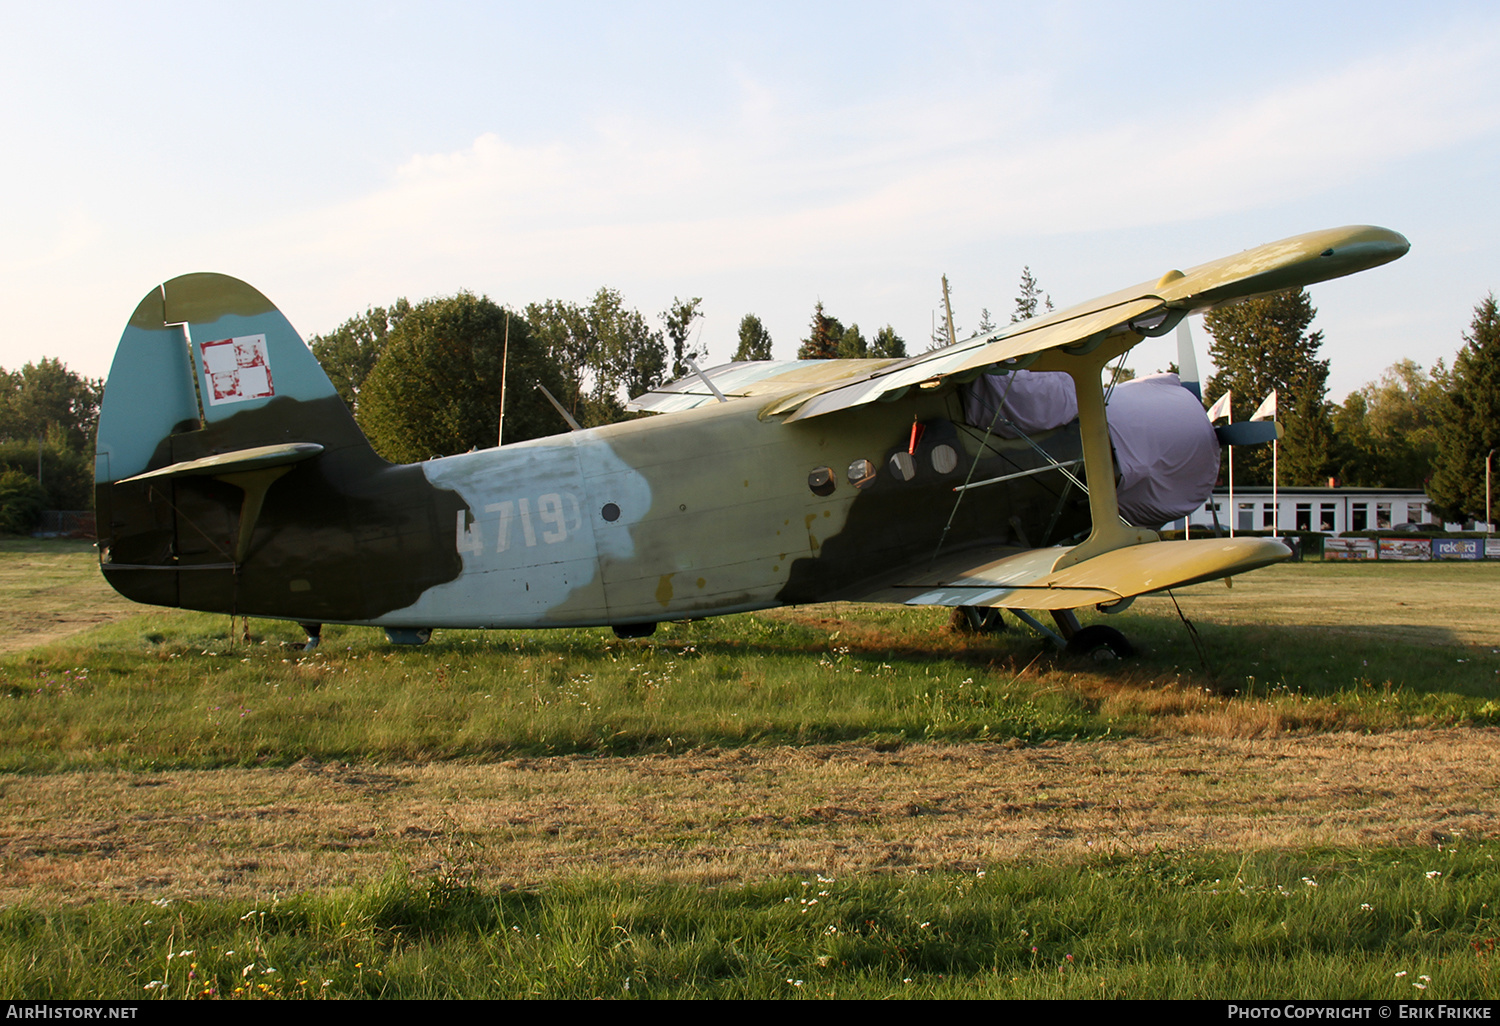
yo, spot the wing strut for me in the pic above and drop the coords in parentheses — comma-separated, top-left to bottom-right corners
(1033, 324, 1170, 570)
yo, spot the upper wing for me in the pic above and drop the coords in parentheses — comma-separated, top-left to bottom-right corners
(768, 225, 1407, 423)
(625, 358, 900, 414)
(628, 226, 1405, 421)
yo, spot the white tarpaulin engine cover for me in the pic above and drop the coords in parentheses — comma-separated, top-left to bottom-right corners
(962, 371, 1220, 528)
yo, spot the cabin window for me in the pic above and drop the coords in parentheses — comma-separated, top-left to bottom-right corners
(930, 444, 958, 475)
(888, 451, 916, 482)
(808, 467, 836, 496)
(847, 459, 876, 489)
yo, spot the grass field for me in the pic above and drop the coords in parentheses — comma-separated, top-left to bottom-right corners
(1, 539, 1497, 999)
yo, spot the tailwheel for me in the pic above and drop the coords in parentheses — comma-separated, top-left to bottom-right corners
(1065, 624, 1135, 662)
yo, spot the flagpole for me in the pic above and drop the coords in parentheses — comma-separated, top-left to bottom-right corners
(1228, 404, 1235, 538)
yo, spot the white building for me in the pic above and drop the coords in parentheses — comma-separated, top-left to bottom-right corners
(1172, 486, 1437, 534)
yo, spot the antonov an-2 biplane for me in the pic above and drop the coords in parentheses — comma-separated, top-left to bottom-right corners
(94, 225, 1407, 655)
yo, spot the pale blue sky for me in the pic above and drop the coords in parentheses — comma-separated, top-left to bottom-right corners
(3, 1, 1497, 400)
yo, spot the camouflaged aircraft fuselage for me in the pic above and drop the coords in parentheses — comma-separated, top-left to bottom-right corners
(95, 226, 1409, 639)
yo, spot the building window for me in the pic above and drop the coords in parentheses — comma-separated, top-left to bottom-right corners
(1295, 503, 1312, 531)
(1376, 502, 1392, 529)
(1320, 503, 1337, 532)
(1352, 503, 1368, 532)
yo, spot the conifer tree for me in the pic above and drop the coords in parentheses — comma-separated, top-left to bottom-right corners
(798, 302, 842, 360)
(733, 314, 773, 361)
(871, 325, 907, 359)
(1429, 293, 1500, 519)
(1011, 267, 1051, 323)
(1202, 289, 1331, 485)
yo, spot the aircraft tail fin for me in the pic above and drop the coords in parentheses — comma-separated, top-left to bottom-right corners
(96, 273, 368, 486)
(95, 274, 388, 612)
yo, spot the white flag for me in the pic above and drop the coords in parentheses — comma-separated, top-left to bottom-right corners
(1250, 390, 1277, 421)
(1205, 390, 1232, 422)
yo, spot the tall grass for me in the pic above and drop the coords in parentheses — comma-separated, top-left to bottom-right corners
(3, 844, 1495, 999)
(2, 597, 1498, 772)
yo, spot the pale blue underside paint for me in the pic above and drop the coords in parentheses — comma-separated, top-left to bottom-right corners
(95, 322, 199, 482)
(376, 431, 653, 628)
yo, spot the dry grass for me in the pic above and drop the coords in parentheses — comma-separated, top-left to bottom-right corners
(0, 540, 135, 653)
(1135, 561, 1500, 647)
(4, 542, 1500, 914)
(3, 728, 1497, 904)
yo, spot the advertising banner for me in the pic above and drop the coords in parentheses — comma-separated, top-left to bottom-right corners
(1378, 538, 1431, 561)
(1323, 538, 1376, 560)
(1433, 538, 1482, 560)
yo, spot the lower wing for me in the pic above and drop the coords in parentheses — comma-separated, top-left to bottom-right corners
(854, 537, 1290, 610)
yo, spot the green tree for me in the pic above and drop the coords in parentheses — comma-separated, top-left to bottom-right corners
(0, 358, 103, 453)
(0, 440, 92, 510)
(1429, 293, 1500, 520)
(0, 470, 45, 535)
(591, 287, 666, 405)
(1332, 359, 1445, 488)
(798, 302, 842, 360)
(527, 288, 667, 425)
(356, 293, 566, 463)
(309, 300, 411, 416)
(870, 325, 907, 359)
(1011, 267, 1052, 323)
(976, 307, 996, 334)
(837, 323, 868, 358)
(1202, 289, 1332, 485)
(733, 314, 773, 361)
(662, 296, 704, 380)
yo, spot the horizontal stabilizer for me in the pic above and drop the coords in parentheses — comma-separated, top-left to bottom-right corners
(119, 442, 324, 483)
(1214, 421, 1281, 446)
(890, 536, 1291, 611)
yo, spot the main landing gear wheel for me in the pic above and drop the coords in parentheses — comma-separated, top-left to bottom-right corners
(1065, 624, 1136, 662)
(949, 606, 1007, 635)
